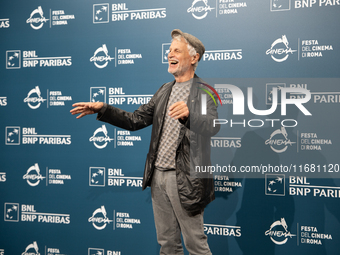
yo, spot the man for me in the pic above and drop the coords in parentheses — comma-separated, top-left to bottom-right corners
(71, 29, 219, 254)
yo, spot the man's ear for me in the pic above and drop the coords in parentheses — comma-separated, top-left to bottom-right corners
(191, 53, 199, 65)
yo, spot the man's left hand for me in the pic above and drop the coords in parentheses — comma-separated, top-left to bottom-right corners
(169, 101, 189, 121)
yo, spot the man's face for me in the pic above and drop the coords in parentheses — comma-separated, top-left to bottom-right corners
(168, 38, 194, 78)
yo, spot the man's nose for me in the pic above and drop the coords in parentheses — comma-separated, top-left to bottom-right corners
(168, 50, 173, 59)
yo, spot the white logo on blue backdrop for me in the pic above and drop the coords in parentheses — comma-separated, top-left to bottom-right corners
(89, 125, 113, 149)
(162, 43, 171, 64)
(6, 50, 21, 69)
(90, 44, 114, 68)
(26, 6, 48, 30)
(270, 0, 291, 11)
(265, 218, 296, 245)
(265, 174, 285, 196)
(265, 126, 296, 153)
(23, 163, 46, 187)
(90, 167, 105, 187)
(266, 35, 297, 62)
(4, 203, 19, 222)
(5, 126, 20, 145)
(88, 248, 104, 255)
(90, 87, 106, 103)
(88, 206, 113, 230)
(187, 0, 214, 19)
(22, 241, 40, 255)
(24, 86, 46, 109)
(93, 4, 109, 23)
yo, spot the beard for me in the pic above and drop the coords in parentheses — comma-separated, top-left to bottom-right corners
(168, 62, 190, 77)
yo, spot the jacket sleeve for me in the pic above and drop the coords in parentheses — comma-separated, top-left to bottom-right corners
(96, 97, 155, 131)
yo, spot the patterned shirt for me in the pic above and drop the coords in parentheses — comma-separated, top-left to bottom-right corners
(154, 79, 192, 170)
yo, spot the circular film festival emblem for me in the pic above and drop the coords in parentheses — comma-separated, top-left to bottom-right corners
(26, 6, 49, 30)
(265, 126, 295, 153)
(89, 125, 113, 149)
(22, 241, 40, 255)
(88, 206, 113, 230)
(266, 35, 296, 62)
(24, 86, 46, 109)
(187, 0, 214, 19)
(23, 163, 45, 186)
(90, 44, 114, 68)
(265, 218, 296, 245)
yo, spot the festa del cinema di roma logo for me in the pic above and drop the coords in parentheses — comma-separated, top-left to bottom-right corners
(88, 205, 113, 230)
(23, 163, 45, 187)
(266, 35, 297, 62)
(26, 6, 49, 30)
(265, 126, 295, 153)
(23, 86, 46, 109)
(90, 44, 114, 68)
(187, 0, 215, 19)
(265, 218, 296, 245)
(22, 241, 40, 255)
(89, 125, 113, 149)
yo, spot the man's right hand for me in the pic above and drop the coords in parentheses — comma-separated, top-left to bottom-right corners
(70, 102, 104, 119)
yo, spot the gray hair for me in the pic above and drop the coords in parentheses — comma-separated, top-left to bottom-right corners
(172, 34, 199, 71)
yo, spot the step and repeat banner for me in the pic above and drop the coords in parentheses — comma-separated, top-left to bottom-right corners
(1, 0, 340, 254)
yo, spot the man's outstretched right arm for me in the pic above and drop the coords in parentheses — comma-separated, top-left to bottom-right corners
(70, 102, 104, 119)
(70, 100, 155, 131)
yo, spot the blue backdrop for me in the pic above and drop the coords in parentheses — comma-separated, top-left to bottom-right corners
(1, 1, 340, 254)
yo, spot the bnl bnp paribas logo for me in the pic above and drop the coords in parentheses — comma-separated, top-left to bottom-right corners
(93, 4, 109, 23)
(88, 248, 121, 255)
(270, 0, 340, 11)
(6, 50, 21, 69)
(6, 127, 20, 145)
(265, 174, 285, 196)
(90, 87, 106, 103)
(5, 203, 19, 222)
(270, 0, 291, 11)
(93, 3, 166, 23)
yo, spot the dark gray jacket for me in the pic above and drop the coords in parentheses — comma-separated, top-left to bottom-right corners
(97, 75, 220, 214)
